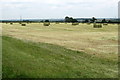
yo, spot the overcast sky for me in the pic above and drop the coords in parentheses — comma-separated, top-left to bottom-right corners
(0, 0, 119, 20)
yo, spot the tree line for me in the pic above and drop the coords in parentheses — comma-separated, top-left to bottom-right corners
(1, 16, 119, 23)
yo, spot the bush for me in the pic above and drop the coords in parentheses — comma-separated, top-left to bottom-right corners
(72, 23, 79, 26)
(43, 22, 50, 26)
(93, 24, 102, 28)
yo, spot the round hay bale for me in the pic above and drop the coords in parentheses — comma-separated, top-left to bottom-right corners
(72, 23, 79, 25)
(93, 23, 102, 28)
(21, 24, 26, 26)
(43, 22, 50, 26)
(10, 23, 13, 25)
(103, 23, 108, 25)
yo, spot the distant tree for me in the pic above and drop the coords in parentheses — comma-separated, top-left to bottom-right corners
(84, 19, 89, 23)
(64, 16, 78, 23)
(65, 16, 73, 22)
(72, 19, 78, 23)
(91, 17, 97, 23)
(65, 16, 69, 22)
(41, 20, 43, 22)
(102, 19, 107, 23)
(108, 20, 111, 23)
(69, 17, 74, 22)
(65, 16, 69, 19)
(44, 20, 49, 22)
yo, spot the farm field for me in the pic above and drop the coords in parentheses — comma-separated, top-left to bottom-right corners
(1, 23, 118, 78)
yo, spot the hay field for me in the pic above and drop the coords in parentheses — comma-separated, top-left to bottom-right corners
(1, 22, 118, 78)
(2, 23, 118, 59)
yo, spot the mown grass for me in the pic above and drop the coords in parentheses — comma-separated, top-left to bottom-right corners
(2, 36, 118, 78)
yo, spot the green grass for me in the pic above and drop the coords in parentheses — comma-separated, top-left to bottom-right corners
(0, 36, 2, 79)
(2, 36, 118, 78)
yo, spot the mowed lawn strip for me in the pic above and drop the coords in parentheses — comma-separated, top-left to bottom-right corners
(2, 36, 118, 78)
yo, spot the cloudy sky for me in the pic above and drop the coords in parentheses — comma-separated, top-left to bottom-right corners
(0, 0, 119, 20)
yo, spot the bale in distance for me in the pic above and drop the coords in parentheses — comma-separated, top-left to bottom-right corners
(93, 23, 102, 28)
(72, 22, 79, 26)
(43, 20, 50, 26)
(21, 24, 26, 26)
(103, 23, 108, 26)
(10, 23, 13, 25)
(43, 22, 50, 26)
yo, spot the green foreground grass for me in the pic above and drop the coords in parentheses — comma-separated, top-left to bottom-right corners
(2, 36, 118, 78)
